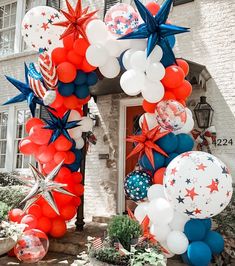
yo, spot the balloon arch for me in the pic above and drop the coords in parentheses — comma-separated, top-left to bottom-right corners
(5, 0, 232, 264)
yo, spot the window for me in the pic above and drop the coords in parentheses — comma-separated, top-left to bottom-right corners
(173, 0, 194, 6)
(0, 111, 8, 168)
(0, 2, 17, 56)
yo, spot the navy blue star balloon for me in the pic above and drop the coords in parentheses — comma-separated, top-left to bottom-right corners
(3, 63, 44, 117)
(43, 109, 80, 143)
(119, 0, 189, 66)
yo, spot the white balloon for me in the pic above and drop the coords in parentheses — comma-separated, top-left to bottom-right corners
(21, 6, 63, 53)
(141, 79, 165, 103)
(68, 127, 82, 139)
(150, 223, 171, 243)
(147, 184, 166, 201)
(166, 231, 189, 255)
(75, 138, 85, 150)
(160, 242, 175, 258)
(174, 114, 194, 134)
(105, 39, 121, 57)
(147, 198, 174, 225)
(130, 51, 147, 72)
(122, 49, 137, 70)
(139, 113, 158, 130)
(43, 90, 56, 106)
(146, 62, 165, 82)
(185, 108, 193, 117)
(147, 45, 163, 63)
(129, 39, 147, 51)
(86, 44, 109, 67)
(169, 212, 189, 232)
(120, 69, 145, 96)
(68, 110, 81, 121)
(134, 202, 149, 223)
(79, 117, 93, 132)
(99, 57, 120, 78)
(86, 19, 109, 44)
(118, 39, 132, 52)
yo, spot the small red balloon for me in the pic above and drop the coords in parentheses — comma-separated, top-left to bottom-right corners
(71, 172, 83, 184)
(153, 167, 166, 184)
(73, 38, 89, 56)
(50, 217, 67, 238)
(26, 118, 44, 134)
(50, 90, 64, 109)
(60, 204, 77, 220)
(63, 95, 80, 109)
(72, 197, 81, 207)
(81, 58, 97, 72)
(57, 166, 72, 178)
(54, 190, 74, 206)
(63, 33, 75, 50)
(74, 184, 84, 196)
(19, 137, 39, 155)
(26, 204, 42, 219)
(163, 91, 176, 101)
(57, 62, 77, 83)
(42, 203, 58, 219)
(29, 125, 52, 145)
(146, 2, 160, 16)
(37, 143, 56, 164)
(54, 151, 68, 164)
(51, 47, 68, 66)
(8, 209, 24, 223)
(36, 216, 52, 233)
(65, 151, 76, 164)
(54, 135, 73, 151)
(161, 65, 185, 89)
(176, 59, 189, 76)
(21, 214, 38, 230)
(42, 160, 57, 175)
(171, 80, 192, 100)
(142, 100, 157, 113)
(67, 50, 83, 66)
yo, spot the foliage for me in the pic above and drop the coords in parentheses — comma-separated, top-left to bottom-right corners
(0, 221, 25, 238)
(0, 172, 23, 187)
(0, 186, 28, 208)
(0, 201, 10, 222)
(107, 215, 142, 251)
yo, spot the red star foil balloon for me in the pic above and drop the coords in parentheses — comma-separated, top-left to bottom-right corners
(54, 0, 97, 40)
(20, 161, 75, 215)
(126, 117, 169, 167)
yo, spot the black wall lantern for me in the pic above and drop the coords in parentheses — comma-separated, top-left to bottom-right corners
(194, 96, 214, 129)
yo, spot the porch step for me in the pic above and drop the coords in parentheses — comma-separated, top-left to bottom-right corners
(92, 215, 112, 224)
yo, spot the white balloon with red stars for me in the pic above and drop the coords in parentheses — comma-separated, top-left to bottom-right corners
(164, 151, 233, 219)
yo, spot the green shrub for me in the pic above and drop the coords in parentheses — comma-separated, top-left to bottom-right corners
(0, 201, 10, 222)
(0, 186, 28, 208)
(0, 172, 23, 187)
(107, 215, 142, 251)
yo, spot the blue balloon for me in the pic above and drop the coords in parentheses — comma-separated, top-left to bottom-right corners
(74, 70, 87, 85)
(87, 72, 98, 86)
(74, 84, 90, 99)
(167, 35, 176, 48)
(184, 219, 206, 241)
(58, 82, 75, 96)
(201, 218, 212, 231)
(164, 153, 178, 166)
(187, 242, 212, 266)
(204, 231, 224, 254)
(175, 134, 194, 154)
(66, 148, 82, 171)
(156, 132, 178, 153)
(139, 152, 165, 172)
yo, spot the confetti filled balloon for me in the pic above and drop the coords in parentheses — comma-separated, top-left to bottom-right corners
(14, 229, 49, 263)
(164, 151, 233, 219)
(155, 100, 187, 131)
(104, 3, 139, 36)
(21, 6, 64, 53)
(124, 170, 152, 201)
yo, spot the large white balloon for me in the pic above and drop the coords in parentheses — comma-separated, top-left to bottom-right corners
(141, 79, 165, 103)
(166, 231, 189, 255)
(43, 90, 56, 106)
(68, 127, 82, 139)
(79, 117, 93, 132)
(86, 44, 109, 67)
(169, 211, 189, 232)
(174, 114, 194, 134)
(68, 110, 81, 121)
(129, 39, 147, 51)
(147, 184, 166, 201)
(134, 202, 149, 223)
(105, 39, 122, 57)
(146, 62, 165, 82)
(21, 6, 63, 53)
(120, 69, 145, 96)
(147, 198, 174, 225)
(122, 49, 137, 70)
(86, 19, 109, 44)
(99, 57, 120, 78)
(130, 51, 147, 72)
(164, 151, 233, 219)
(139, 113, 158, 130)
(150, 223, 171, 243)
(147, 45, 163, 63)
(75, 138, 85, 150)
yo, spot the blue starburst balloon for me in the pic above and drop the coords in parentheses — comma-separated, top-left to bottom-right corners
(43, 109, 80, 143)
(119, 0, 189, 66)
(2, 63, 44, 117)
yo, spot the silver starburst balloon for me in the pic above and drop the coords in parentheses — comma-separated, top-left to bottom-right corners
(20, 161, 75, 215)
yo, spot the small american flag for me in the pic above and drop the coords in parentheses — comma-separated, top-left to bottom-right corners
(92, 237, 103, 251)
(113, 241, 130, 256)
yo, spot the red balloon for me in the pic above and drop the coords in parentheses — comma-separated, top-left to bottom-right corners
(50, 90, 64, 109)
(54, 135, 73, 151)
(65, 151, 76, 164)
(153, 167, 166, 184)
(146, 2, 160, 16)
(60, 204, 77, 220)
(171, 80, 192, 100)
(81, 58, 97, 72)
(163, 91, 176, 101)
(161, 66, 185, 89)
(57, 166, 72, 179)
(26, 118, 44, 134)
(57, 62, 77, 83)
(21, 214, 38, 230)
(36, 216, 52, 233)
(36, 143, 56, 164)
(73, 38, 89, 56)
(176, 59, 189, 76)
(63, 33, 75, 50)
(142, 100, 157, 113)
(50, 217, 67, 238)
(42, 203, 58, 219)
(72, 197, 81, 207)
(26, 204, 42, 219)
(29, 125, 52, 145)
(178, 99, 186, 107)
(71, 172, 82, 184)
(74, 184, 84, 196)
(51, 47, 68, 66)
(42, 160, 57, 175)
(19, 137, 39, 155)
(67, 50, 83, 66)
(8, 209, 24, 223)
(8, 248, 16, 257)
(54, 191, 74, 206)
(54, 151, 68, 164)
(63, 95, 80, 109)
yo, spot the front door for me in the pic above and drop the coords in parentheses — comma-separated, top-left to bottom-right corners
(125, 105, 144, 211)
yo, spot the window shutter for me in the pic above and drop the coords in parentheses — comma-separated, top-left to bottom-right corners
(104, 0, 120, 17)
(46, 0, 60, 10)
(39, 106, 51, 121)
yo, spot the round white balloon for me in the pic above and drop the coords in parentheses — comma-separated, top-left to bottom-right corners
(166, 231, 189, 255)
(146, 62, 165, 82)
(147, 45, 163, 63)
(130, 51, 147, 72)
(129, 39, 147, 51)
(86, 44, 109, 67)
(75, 138, 85, 149)
(21, 6, 63, 53)
(105, 39, 122, 57)
(147, 184, 166, 201)
(141, 79, 165, 103)
(68, 110, 81, 121)
(164, 151, 233, 218)
(150, 223, 171, 243)
(99, 57, 120, 78)
(79, 117, 93, 132)
(68, 127, 82, 139)
(139, 113, 158, 130)
(160, 242, 175, 258)
(86, 19, 109, 44)
(174, 114, 194, 134)
(134, 202, 149, 223)
(122, 49, 137, 70)
(169, 211, 189, 232)
(43, 90, 56, 106)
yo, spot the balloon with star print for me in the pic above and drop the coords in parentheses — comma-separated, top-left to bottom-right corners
(164, 151, 233, 219)
(21, 6, 64, 54)
(124, 170, 152, 202)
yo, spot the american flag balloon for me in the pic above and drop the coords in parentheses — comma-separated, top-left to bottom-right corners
(38, 51, 58, 90)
